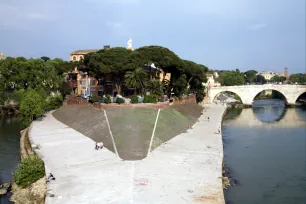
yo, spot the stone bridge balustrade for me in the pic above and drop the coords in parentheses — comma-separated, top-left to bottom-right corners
(207, 84, 306, 105)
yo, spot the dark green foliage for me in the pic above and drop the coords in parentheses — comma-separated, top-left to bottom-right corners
(116, 98, 125, 104)
(91, 95, 101, 103)
(244, 70, 257, 84)
(0, 56, 75, 93)
(104, 95, 111, 104)
(13, 155, 45, 188)
(289, 74, 306, 84)
(20, 89, 45, 126)
(124, 67, 147, 94)
(256, 75, 266, 84)
(40, 56, 50, 62)
(173, 74, 188, 97)
(143, 95, 157, 103)
(217, 70, 245, 86)
(12, 89, 25, 104)
(130, 95, 138, 104)
(45, 95, 63, 111)
(81, 46, 209, 99)
(146, 80, 164, 97)
(270, 75, 286, 83)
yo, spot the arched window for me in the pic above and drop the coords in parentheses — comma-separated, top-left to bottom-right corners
(73, 56, 76, 61)
(80, 56, 83, 60)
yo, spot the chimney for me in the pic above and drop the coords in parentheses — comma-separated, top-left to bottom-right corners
(104, 45, 110, 49)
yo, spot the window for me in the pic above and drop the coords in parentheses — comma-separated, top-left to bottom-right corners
(80, 56, 83, 60)
(73, 56, 76, 61)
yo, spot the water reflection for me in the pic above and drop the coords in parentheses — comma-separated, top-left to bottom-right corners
(223, 99, 306, 204)
(252, 100, 287, 123)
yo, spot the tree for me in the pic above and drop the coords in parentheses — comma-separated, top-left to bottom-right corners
(244, 70, 257, 84)
(146, 79, 164, 97)
(217, 71, 244, 86)
(20, 89, 45, 126)
(40, 56, 50, 62)
(289, 74, 306, 84)
(173, 74, 188, 97)
(124, 67, 147, 94)
(270, 75, 286, 83)
(256, 75, 266, 84)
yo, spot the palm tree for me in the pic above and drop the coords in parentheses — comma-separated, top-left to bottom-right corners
(124, 67, 147, 95)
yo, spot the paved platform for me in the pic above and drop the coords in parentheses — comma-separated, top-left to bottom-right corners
(29, 104, 226, 204)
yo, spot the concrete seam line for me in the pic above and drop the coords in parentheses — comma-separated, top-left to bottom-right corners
(103, 109, 119, 158)
(147, 108, 161, 155)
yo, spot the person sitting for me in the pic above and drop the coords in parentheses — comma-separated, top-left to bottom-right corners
(46, 173, 55, 183)
(99, 142, 104, 149)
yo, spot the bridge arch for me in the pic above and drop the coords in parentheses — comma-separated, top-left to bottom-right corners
(293, 91, 306, 103)
(252, 88, 288, 104)
(210, 90, 243, 104)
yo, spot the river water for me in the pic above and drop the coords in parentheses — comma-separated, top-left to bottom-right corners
(223, 99, 306, 204)
(0, 117, 21, 204)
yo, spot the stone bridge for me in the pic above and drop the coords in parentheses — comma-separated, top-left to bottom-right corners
(208, 84, 306, 105)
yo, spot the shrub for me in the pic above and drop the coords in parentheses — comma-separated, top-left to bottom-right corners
(130, 95, 138, 104)
(116, 98, 125, 104)
(13, 155, 45, 188)
(91, 95, 101, 103)
(104, 95, 111, 104)
(143, 95, 157, 103)
(20, 89, 45, 126)
(45, 95, 63, 111)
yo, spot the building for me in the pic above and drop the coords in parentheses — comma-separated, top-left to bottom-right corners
(0, 52, 5, 60)
(257, 68, 290, 81)
(257, 71, 281, 80)
(203, 74, 221, 89)
(67, 46, 166, 98)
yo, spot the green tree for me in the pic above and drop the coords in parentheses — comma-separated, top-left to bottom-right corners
(20, 89, 45, 126)
(289, 74, 306, 84)
(217, 71, 244, 86)
(40, 56, 50, 62)
(270, 75, 286, 83)
(256, 75, 266, 84)
(173, 74, 188, 97)
(146, 79, 164, 97)
(244, 70, 257, 84)
(124, 67, 147, 94)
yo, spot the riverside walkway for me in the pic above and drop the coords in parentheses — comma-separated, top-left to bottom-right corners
(29, 104, 226, 204)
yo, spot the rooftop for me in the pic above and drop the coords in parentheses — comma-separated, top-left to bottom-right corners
(70, 49, 100, 55)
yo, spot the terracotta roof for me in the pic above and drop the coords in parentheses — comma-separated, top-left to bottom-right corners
(70, 49, 99, 55)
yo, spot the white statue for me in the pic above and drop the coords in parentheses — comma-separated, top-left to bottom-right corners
(127, 38, 132, 50)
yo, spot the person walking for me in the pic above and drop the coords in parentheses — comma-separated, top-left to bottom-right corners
(218, 127, 221, 134)
(95, 142, 99, 150)
(207, 116, 210, 122)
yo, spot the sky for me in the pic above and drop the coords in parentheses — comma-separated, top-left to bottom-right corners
(0, 0, 305, 73)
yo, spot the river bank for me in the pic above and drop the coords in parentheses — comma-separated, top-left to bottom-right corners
(28, 104, 226, 203)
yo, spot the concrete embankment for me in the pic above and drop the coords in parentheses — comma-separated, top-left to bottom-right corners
(28, 104, 226, 204)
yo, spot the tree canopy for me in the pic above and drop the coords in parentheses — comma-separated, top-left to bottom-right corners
(216, 70, 244, 86)
(244, 70, 257, 84)
(270, 75, 286, 83)
(81, 45, 208, 100)
(289, 74, 306, 84)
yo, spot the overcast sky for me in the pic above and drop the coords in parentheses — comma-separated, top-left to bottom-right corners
(0, 0, 305, 73)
